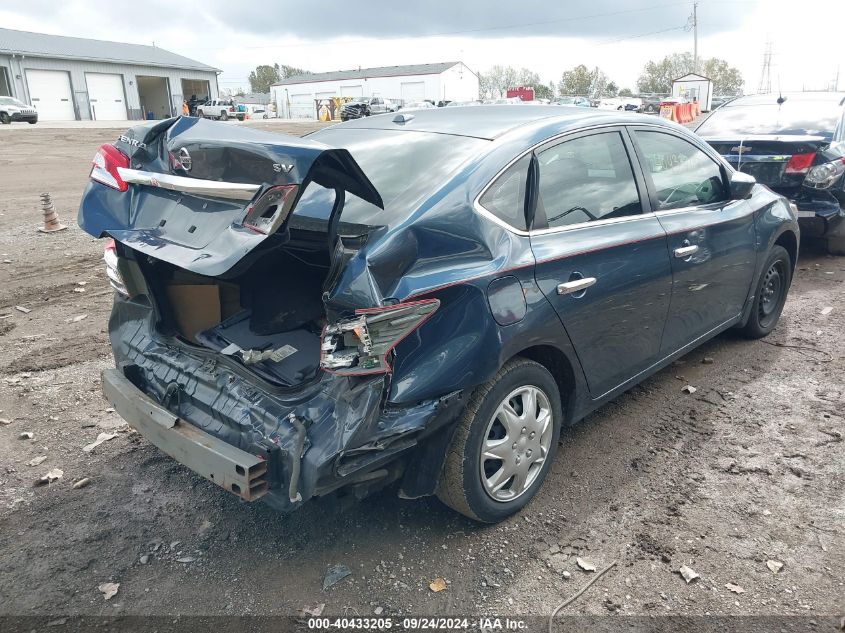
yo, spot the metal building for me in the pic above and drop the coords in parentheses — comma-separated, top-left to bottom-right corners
(0, 27, 219, 121)
(272, 62, 479, 119)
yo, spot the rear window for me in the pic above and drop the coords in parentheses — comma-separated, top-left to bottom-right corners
(293, 128, 489, 227)
(696, 103, 841, 140)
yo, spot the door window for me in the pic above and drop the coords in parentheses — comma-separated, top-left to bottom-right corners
(536, 132, 642, 229)
(634, 130, 728, 210)
(478, 155, 531, 231)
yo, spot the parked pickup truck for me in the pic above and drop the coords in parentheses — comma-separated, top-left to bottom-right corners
(196, 99, 244, 121)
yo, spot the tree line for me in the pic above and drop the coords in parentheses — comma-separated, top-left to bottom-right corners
(245, 52, 744, 100)
(480, 52, 744, 100)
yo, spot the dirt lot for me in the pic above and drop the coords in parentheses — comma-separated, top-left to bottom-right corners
(0, 122, 842, 628)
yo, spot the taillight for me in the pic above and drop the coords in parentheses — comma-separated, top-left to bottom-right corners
(243, 185, 299, 235)
(90, 144, 130, 191)
(784, 152, 816, 175)
(321, 299, 440, 375)
(103, 239, 129, 296)
(804, 157, 845, 189)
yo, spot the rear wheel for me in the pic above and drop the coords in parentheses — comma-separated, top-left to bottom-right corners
(196, 109, 204, 118)
(221, 111, 228, 121)
(824, 221, 845, 256)
(742, 245, 791, 338)
(437, 358, 562, 523)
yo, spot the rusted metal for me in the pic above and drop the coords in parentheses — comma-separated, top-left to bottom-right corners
(101, 369, 268, 501)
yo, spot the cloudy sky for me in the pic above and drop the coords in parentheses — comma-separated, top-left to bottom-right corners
(1, 0, 842, 93)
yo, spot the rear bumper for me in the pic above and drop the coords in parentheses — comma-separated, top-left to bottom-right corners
(104, 295, 463, 511)
(102, 368, 270, 501)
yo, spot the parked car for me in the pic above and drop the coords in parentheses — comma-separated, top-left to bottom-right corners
(696, 92, 845, 254)
(249, 107, 276, 119)
(196, 99, 244, 121)
(710, 96, 737, 110)
(556, 97, 591, 107)
(639, 96, 663, 114)
(340, 97, 397, 121)
(0, 96, 38, 124)
(79, 107, 797, 523)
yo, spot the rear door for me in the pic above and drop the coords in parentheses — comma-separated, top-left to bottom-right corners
(630, 128, 757, 355)
(527, 128, 673, 398)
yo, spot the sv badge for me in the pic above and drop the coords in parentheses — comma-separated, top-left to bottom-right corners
(273, 163, 294, 173)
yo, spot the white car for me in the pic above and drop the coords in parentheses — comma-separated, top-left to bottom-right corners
(0, 96, 38, 124)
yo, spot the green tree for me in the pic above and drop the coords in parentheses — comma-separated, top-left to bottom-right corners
(248, 63, 310, 93)
(558, 64, 593, 96)
(479, 66, 550, 99)
(558, 65, 612, 97)
(248, 64, 281, 93)
(605, 81, 619, 97)
(636, 53, 744, 95)
(619, 87, 634, 97)
(532, 83, 554, 101)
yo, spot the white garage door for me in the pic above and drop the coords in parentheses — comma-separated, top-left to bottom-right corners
(289, 92, 314, 119)
(26, 70, 75, 120)
(85, 73, 127, 120)
(341, 85, 363, 98)
(401, 81, 426, 103)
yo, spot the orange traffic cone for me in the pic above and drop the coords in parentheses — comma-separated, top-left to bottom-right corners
(38, 193, 67, 233)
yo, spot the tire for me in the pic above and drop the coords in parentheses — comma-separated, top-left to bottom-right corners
(221, 111, 228, 121)
(824, 221, 845, 255)
(196, 109, 204, 118)
(742, 245, 792, 339)
(437, 358, 562, 523)
(28, 120, 37, 124)
(0, 112, 10, 124)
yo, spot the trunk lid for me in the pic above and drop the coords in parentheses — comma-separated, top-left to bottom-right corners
(78, 116, 382, 276)
(703, 134, 829, 197)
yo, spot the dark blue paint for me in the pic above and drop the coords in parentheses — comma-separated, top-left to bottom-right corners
(84, 107, 800, 511)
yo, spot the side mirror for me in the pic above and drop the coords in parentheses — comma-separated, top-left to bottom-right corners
(729, 170, 756, 199)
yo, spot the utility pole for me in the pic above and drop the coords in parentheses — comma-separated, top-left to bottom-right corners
(693, 1, 698, 73)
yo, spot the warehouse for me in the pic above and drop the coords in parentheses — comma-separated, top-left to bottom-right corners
(272, 62, 479, 119)
(0, 27, 219, 121)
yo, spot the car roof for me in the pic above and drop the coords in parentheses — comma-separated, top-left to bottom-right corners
(722, 92, 845, 108)
(332, 104, 646, 140)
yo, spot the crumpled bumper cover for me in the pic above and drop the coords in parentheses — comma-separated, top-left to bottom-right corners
(106, 296, 461, 511)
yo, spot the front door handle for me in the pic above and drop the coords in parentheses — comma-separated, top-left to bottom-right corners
(674, 244, 699, 258)
(557, 277, 597, 295)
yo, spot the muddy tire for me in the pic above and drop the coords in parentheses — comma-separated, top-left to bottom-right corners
(824, 222, 845, 256)
(221, 111, 228, 121)
(742, 245, 792, 339)
(436, 358, 562, 523)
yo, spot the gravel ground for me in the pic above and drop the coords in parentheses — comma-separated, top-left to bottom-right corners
(0, 122, 842, 629)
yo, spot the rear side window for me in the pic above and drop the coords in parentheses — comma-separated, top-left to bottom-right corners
(478, 155, 531, 231)
(634, 131, 728, 210)
(536, 131, 642, 229)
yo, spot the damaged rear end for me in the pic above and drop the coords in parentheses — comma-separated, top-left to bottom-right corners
(79, 117, 456, 511)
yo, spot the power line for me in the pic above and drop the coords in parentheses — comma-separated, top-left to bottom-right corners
(187, 1, 691, 51)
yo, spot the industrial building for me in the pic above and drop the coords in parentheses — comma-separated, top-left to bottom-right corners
(272, 62, 479, 118)
(0, 27, 219, 121)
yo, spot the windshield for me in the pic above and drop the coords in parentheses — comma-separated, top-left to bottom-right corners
(291, 128, 489, 228)
(0, 97, 26, 107)
(696, 103, 841, 140)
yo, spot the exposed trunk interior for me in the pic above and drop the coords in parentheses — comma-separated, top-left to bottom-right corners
(141, 238, 331, 388)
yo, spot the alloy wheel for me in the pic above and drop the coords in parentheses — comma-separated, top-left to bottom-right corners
(479, 385, 553, 502)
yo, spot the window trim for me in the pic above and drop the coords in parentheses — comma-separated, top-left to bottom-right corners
(627, 126, 732, 215)
(473, 122, 695, 236)
(531, 127, 649, 231)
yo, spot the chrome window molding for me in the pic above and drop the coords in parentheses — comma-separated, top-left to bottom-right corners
(474, 122, 663, 237)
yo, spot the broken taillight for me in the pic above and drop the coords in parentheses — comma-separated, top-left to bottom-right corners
(90, 144, 130, 191)
(321, 299, 440, 376)
(243, 184, 299, 235)
(103, 239, 129, 296)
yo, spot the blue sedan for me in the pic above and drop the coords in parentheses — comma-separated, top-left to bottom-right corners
(79, 106, 798, 522)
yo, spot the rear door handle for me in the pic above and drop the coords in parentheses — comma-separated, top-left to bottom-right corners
(557, 277, 596, 295)
(674, 244, 699, 258)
